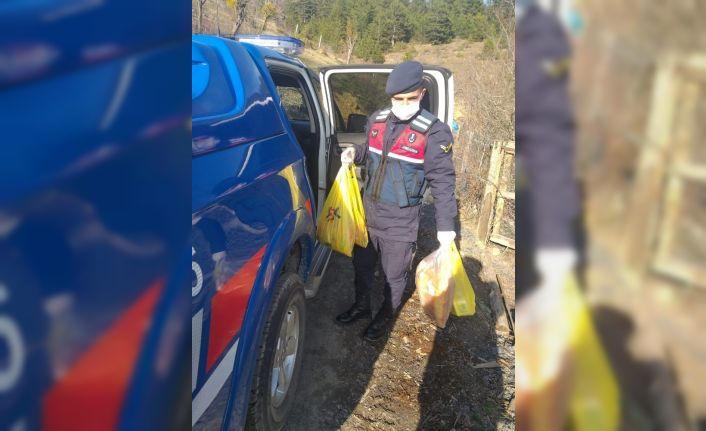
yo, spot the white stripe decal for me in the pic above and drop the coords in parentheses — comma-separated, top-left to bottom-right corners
(416, 115, 432, 124)
(412, 121, 428, 130)
(192, 339, 239, 426)
(369, 147, 383, 155)
(387, 152, 424, 164)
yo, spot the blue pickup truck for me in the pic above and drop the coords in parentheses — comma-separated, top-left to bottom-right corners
(191, 34, 455, 430)
(0, 1, 191, 430)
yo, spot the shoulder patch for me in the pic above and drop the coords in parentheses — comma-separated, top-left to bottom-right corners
(440, 143, 453, 153)
(375, 109, 391, 123)
(542, 56, 571, 79)
(410, 109, 437, 133)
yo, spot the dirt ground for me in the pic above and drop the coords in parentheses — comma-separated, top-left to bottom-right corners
(580, 184, 706, 431)
(288, 202, 515, 431)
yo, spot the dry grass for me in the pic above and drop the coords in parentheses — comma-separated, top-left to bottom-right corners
(387, 38, 515, 227)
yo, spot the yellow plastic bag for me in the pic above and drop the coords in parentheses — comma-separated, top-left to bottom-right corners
(316, 165, 368, 257)
(516, 274, 620, 431)
(450, 242, 475, 316)
(566, 275, 620, 431)
(415, 244, 455, 328)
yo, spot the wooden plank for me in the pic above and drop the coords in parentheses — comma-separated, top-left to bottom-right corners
(674, 164, 706, 182)
(651, 80, 702, 282)
(490, 233, 515, 250)
(477, 141, 504, 243)
(653, 174, 685, 269)
(493, 194, 506, 236)
(499, 191, 515, 201)
(652, 260, 706, 289)
(488, 279, 511, 334)
(502, 141, 515, 155)
(495, 274, 514, 332)
(623, 55, 680, 269)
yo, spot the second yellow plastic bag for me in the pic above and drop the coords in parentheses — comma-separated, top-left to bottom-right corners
(316, 164, 368, 257)
(449, 242, 475, 316)
(516, 274, 620, 431)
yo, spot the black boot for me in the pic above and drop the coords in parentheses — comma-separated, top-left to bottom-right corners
(335, 295, 371, 325)
(363, 304, 395, 341)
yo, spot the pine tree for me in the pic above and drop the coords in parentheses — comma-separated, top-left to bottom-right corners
(424, 7, 454, 44)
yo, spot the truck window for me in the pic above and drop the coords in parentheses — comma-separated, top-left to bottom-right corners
(328, 72, 436, 132)
(269, 67, 321, 201)
(328, 73, 389, 132)
(278, 87, 309, 122)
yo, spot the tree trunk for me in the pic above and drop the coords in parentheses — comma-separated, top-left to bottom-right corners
(346, 42, 355, 64)
(216, 0, 221, 36)
(198, 0, 205, 33)
(230, 1, 247, 36)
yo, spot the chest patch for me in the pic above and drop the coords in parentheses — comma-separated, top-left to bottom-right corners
(401, 145, 419, 154)
(408, 132, 417, 143)
(371, 129, 379, 137)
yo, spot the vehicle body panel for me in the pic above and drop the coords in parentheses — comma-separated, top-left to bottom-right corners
(0, 1, 191, 429)
(191, 36, 317, 431)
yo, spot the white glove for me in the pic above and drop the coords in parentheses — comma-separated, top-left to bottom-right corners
(341, 147, 355, 166)
(516, 247, 578, 395)
(535, 248, 577, 295)
(516, 247, 578, 324)
(437, 231, 456, 246)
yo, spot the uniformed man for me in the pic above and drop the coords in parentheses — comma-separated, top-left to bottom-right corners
(515, 3, 583, 429)
(515, 0, 580, 304)
(335, 60, 458, 341)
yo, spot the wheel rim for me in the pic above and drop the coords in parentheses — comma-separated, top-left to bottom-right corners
(270, 303, 300, 408)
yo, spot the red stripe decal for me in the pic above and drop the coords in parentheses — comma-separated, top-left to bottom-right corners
(42, 281, 163, 431)
(206, 246, 266, 371)
(391, 128, 426, 160)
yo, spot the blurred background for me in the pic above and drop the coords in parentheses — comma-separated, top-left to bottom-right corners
(518, 0, 706, 430)
(573, 1, 706, 429)
(0, 1, 191, 429)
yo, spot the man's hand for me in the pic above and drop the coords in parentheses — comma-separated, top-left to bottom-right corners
(341, 147, 355, 166)
(515, 247, 578, 431)
(535, 248, 576, 296)
(437, 231, 456, 247)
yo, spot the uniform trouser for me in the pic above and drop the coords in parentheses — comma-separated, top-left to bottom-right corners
(352, 231, 415, 312)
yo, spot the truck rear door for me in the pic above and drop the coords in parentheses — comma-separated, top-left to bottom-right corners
(318, 65, 455, 188)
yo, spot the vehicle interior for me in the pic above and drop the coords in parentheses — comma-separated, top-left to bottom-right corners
(325, 72, 439, 188)
(267, 66, 321, 205)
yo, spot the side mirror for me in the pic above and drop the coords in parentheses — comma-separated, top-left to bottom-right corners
(347, 113, 367, 133)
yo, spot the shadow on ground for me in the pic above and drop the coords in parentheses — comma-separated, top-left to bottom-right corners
(287, 203, 513, 430)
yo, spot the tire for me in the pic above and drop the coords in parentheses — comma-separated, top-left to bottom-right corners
(245, 272, 306, 431)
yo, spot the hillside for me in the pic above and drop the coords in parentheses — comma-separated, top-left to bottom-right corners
(300, 37, 514, 229)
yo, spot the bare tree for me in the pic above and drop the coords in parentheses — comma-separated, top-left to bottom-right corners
(198, 0, 207, 33)
(345, 19, 358, 64)
(216, 0, 221, 35)
(227, 0, 249, 36)
(259, 0, 277, 34)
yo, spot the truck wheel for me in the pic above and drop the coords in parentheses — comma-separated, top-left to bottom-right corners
(245, 272, 306, 431)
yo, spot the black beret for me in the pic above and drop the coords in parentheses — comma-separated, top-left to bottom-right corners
(385, 60, 423, 96)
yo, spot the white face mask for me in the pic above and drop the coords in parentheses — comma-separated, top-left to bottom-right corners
(391, 100, 420, 121)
